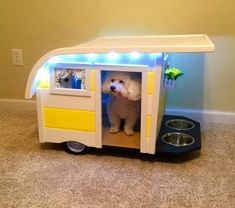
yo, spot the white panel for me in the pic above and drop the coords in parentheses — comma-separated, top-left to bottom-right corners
(43, 128, 97, 147)
(75, 35, 215, 53)
(147, 57, 163, 154)
(50, 88, 92, 97)
(94, 64, 147, 72)
(94, 70, 102, 148)
(36, 90, 45, 143)
(140, 71, 148, 153)
(40, 89, 95, 110)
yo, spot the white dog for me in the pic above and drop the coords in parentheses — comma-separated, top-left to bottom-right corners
(102, 72, 141, 136)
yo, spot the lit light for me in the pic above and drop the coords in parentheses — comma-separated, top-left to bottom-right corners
(149, 53, 161, 59)
(36, 66, 49, 81)
(164, 54, 169, 61)
(86, 53, 97, 60)
(130, 51, 141, 59)
(67, 54, 76, 59)
(149, 53, 157, 58)
(107, 51, 119, 60)
(48, 56, 60, 63)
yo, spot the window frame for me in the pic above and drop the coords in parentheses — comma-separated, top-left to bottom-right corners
(49, 62, 92, 97)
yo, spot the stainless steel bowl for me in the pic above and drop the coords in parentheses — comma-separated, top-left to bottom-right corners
(161, 132, 195, 147)
(165, 119, 195, 130)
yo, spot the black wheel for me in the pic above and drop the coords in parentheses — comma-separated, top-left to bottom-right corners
(64, 141, 87, 155)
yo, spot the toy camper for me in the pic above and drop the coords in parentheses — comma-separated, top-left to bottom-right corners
(25, 35, 214, 154)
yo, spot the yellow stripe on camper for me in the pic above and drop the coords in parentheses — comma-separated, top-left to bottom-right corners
(147, 71, 154, 95)
(43, 107, 96, 131)
(146, 115, 152, 138)
(90, 70, 95, 91)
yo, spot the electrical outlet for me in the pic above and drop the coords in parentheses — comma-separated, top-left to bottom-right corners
(12, 49, 23, 66)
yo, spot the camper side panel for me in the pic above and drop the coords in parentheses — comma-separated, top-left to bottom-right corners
(36, 89, 98, 147)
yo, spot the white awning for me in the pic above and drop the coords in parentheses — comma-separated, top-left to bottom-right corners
(25, 34, 215, 99)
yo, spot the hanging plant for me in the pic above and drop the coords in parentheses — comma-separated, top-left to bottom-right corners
(164, 67, 184, 88)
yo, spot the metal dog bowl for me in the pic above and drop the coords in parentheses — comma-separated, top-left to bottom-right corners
(165, 119, 195, 130)
(161, 132, 195, 147)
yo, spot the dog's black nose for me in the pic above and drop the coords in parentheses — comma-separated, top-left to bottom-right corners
(110, 86, 115, 91)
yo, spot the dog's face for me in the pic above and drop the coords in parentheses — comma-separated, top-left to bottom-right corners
(102, 72, 141, 101)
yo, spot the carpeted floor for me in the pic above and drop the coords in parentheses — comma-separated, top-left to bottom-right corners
(0, 109, 234, 208)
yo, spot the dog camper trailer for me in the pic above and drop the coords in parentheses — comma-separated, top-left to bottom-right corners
(25, 35, 214, 155)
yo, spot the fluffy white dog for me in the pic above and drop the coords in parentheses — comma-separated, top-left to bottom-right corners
(102, 72, 141, 136)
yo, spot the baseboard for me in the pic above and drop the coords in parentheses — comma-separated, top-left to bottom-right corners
(166, 108, 235, 124)
(0, 98, 36, 111)
(0, 99, 234, 124)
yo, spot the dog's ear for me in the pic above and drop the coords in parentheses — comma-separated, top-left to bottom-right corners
(126, 79, 141, 101)
(101, 78, 110, 93)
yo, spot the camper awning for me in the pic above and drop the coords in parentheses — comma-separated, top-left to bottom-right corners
(25, 34, 215, 99)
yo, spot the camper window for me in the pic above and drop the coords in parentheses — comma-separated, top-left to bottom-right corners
(55, 68, 86, 90)
(49, 63, 92, 97)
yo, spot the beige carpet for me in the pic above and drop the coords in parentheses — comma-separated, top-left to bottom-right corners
(0, 109, 234, 208)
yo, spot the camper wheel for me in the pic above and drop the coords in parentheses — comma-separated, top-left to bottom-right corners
(65, 141, 86, 155)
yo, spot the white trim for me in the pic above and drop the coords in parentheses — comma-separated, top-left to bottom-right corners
(36, 90, 44, 142)
(94, 70, 102, 148)
(50, 88, 92, 97)
(39, 89, 95, 111)
(43, 128, 97, 147)
(165, 108, 235, 124)
(94, 63, 149, 69)
(93, 64, 148, 72)
(140, 71, 148, 153)
(75, 35, 215, 53)
(148, 62, 163, 154)
(0, 98, 36, 110)
(49, 63, 92, 97)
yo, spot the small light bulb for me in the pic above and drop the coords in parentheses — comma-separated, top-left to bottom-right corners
(36, 67, 49, 81)
(130, 51, 141, 59)
(150, 53, 161, 59)
(67, 54, 76, 59)
(48, 56, 60, 63)
(86, 53, 97, 59)
(108, 51, 119, 60)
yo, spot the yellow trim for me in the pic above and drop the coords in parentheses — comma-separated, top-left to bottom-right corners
(147, 71, 154, 95)
(90, 69, 95, 91)
(146, 115, 152, 138)
(43, 107, 96, 131)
